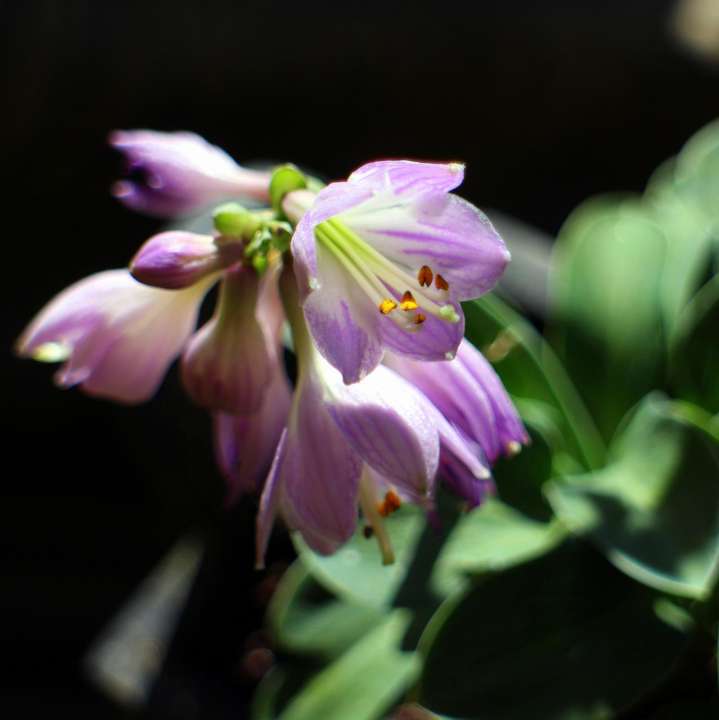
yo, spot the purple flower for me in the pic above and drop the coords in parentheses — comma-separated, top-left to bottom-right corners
(254, 269, 500, 566)
(287, 160, 510, 384)
(130, 230, 243, 289)
(182, 264, 283, 414)
(254, 270, 454, 565)
(16, 270, 214, 404)
(386, 338, 529, 506)
(110, 130, 271, 217)
(214, 364, 292, 506)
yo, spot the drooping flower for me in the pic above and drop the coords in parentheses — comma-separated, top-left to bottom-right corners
(214, 362, 292, 505)
(182, 264, 280, 414)
(110, 130, 271, 217)
(386, 339, 529, 464)
(16, 270, 214, 404)
(285, 160, 510, 384)
(253, 266, 501, 565)
(385, 339, 528, 506)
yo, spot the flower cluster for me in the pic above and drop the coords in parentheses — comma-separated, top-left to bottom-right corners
(16, 131, 528, 565)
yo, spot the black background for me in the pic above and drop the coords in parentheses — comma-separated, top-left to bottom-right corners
(4, 1, 719, 717)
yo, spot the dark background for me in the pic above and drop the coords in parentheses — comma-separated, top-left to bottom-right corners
(3, 0, 719, 717)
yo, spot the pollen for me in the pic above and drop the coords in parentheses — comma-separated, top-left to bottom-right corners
(417, 265, 434, 287)
(414, 313, 426, 325)
(435, 273, 449, 291)
(400, 291, 419, 311)
(379, 298, 397, 315)
(377, 489, 402, 517)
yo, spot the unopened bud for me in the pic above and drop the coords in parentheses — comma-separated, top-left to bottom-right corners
(213, 202, 262, 238)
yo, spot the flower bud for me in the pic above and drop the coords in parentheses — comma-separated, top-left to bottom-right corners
(130, 231, 239, 290)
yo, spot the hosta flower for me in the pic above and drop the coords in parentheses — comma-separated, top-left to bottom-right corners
(287, 160, 510, 384)
(17, 231, 284, 413)
(110, 130, 271, 217)
(16, 270, 213, 403)
(386, 339, 528, 506)
(255, 269, 493, 565)
(386, 339, 529, 464)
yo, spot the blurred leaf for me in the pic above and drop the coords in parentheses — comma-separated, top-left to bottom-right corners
(549, 196, 668, 440)
(464, 295, 604, 470)
(644, 159, 713, 332)
(418, 542, 688, 720)
(675, 118, 719, 223)
(276, 610, 420, 720)
(294, 507, 425, 608)
(547, 394, 719, 599)
(670, 274, 719, 414)
(268, 561, 383, 659)
(431, 498, 566, 598)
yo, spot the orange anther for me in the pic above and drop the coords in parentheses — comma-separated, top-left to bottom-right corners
(379, 298, 397, 315)
(417, 265, 434, 287)
(414, 313, 426, 325)
(377, 489, 402, 517)
(435, 273, 449, 291)
(400, 290, 419, 311)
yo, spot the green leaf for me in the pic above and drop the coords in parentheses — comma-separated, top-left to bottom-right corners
(464, 295, 605, 471)
(418, 542, 688, 720)
(268, 561, 383, 659)
(294, 506, 425, 608)
(670, 274, 719, 414)
(675, 118, 719, 223)
(277, 610, 420, 720)
(547, 394, 719, 598)
(644, 159, 713, 333)
(549, 196, 668, 440)
(431, 498, 566, 598)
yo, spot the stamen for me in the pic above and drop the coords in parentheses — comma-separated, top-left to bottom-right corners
(377, 489, 402, 517)
(379, 298, 397, 315)
(363, 525, 374, 539)
(417, 265, 433, 287)
(435, 273, 449, 291)
(414, 313, 426, 325)
(358, 471, 395, 565)
(399, 291, 418, 311)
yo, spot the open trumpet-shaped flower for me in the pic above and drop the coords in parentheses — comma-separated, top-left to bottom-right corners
(287, 160, 510, 384)
(16, 270, 214, 403)
(110, 130, 271, 217)
(256, 268, 453, 565)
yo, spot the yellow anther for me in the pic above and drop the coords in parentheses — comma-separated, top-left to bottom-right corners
(417, 265, 434, 287)
(400, 290, 419, 311)
(435, 273, 449, 291)
(379, 298, 397, 315)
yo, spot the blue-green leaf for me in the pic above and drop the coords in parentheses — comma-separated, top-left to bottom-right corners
(418, 542, 688, 720)
(276, 610, 420, 720)
(547, 394, 719, 598)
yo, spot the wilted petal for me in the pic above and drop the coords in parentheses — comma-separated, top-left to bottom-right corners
(214, 367, 292, 506)
(182, 266, 274, 414)
(17, 270, 213, 403)
(323, 363, 439, 499)
(110, 129, 270, 217)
